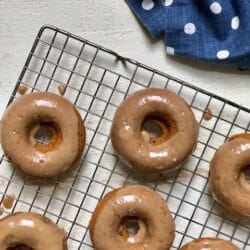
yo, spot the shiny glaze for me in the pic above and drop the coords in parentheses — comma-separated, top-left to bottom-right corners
(228, 132, 250, 141)
(0, 212, 67, 250)
(180, 238, 238, 250)
(58, 84, 66, 96)
(2, 195, 15, 209)
(203, 108, 213, 121)
(210, 137, 250, 217)
(0, 92, 85, 177)
(17, 85, 28, 95)
(111, 88, 199, 174)
(89, 185, 175, 250)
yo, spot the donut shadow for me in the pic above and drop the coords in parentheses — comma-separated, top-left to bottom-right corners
(133, 168, 182, 184)
(116, 155, 183, 185)
(207, 189, 250, 224)
(9, 156, 82, 187)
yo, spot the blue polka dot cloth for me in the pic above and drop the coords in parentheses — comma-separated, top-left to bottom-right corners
(126, 0, 250, 68)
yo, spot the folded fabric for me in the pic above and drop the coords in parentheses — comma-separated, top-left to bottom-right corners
(126, 0, 250, 68)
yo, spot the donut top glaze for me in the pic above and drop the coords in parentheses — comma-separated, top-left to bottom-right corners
(111, 88, 199, 173)
(180, 238, 238, 250)
(89, 188, 120, 237)
(230, 134, 250, 188)
(228, 132, 250, 141)
(1, 92, 85, 177)
(0, 212, 67, 250)
(89, 185, 175, 250)
(209, 134, 250, 217)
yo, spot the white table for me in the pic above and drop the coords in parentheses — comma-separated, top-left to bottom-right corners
(0, 0, 249, 116)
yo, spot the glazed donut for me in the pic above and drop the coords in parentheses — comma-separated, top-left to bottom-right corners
(89, 185, 175, 250)
(180, 237, 238, 250)
(0, 212, 67, 250)
(209, 133, 250, 217)
(0, 92, 85, 177)
(111, 88, 198, 174)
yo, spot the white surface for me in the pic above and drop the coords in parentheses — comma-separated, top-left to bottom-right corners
(0, 0, 249, 117)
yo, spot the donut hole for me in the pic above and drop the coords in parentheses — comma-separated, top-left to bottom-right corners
(125, 220, 139, 235)
(7, 244, 33, 250)
(34, 124, 53, 144)
(242, 165, 250, 183)
(141, 115, 177, 145)
(30, 122, 62, 153)
(118, 216, 146, 243)
(142, 120, 163, 139)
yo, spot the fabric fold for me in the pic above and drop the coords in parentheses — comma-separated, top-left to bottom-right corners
(126, 0, 165, 38)
(127, 0, 250, 68)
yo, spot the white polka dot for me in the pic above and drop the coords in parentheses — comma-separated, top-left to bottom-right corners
(210, 2, 222, 14)
(141, 0, 154, 11)
(164, 0, 173, 6)
(231, 16, 240, 30)
(166, 46, 175, 55)
(217, 50, 230, 59)
(184, 23, 196, 35)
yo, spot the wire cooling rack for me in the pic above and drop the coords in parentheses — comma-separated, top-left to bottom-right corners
(0, 25, 249, 250)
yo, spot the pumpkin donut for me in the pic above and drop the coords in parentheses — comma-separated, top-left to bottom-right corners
(209, 133, 250, 217)
(89, 185, 175, 250)
(0, 212, 67, 250)
(111, 88, 198, 174)
(0, 92, 85, 177)
(180, 237, 238, 250)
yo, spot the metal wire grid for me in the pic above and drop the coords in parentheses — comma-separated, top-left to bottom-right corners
(0, 25, 249, 249)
